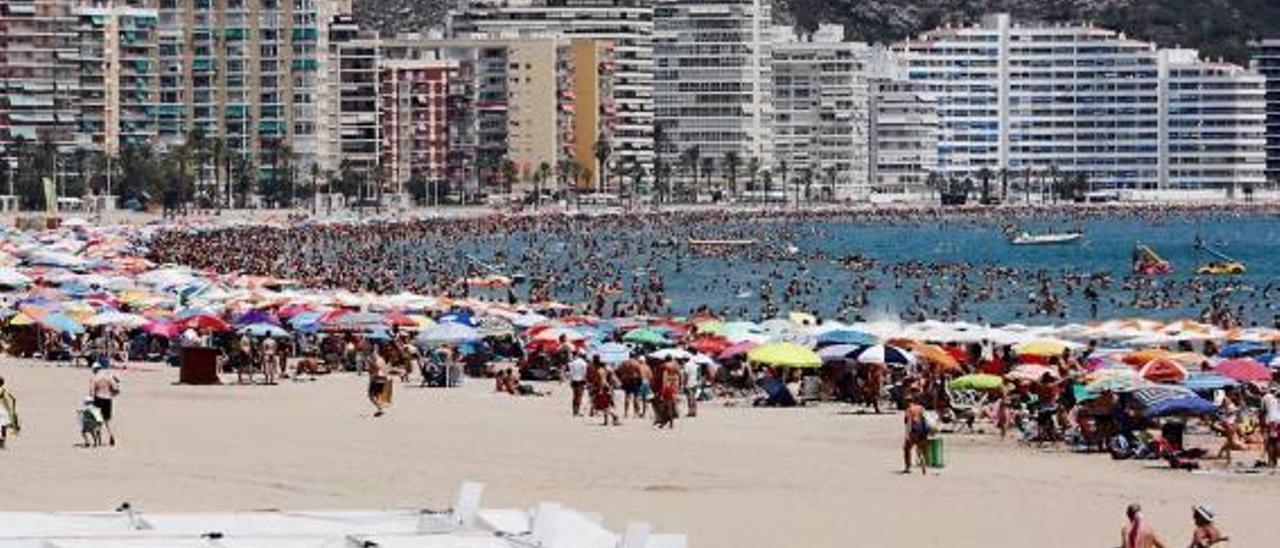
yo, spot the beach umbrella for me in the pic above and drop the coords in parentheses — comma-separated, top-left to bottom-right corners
(692, 319, 724, 336)
(233, 309, 280, 326)
(1138, 357, 1189, 384)
(649, 348, 693, 361)
(1218, 341, 1268, 359)
(590, 342, 631, 365)
(911, 343, 962, 373)
(532, 326, 586, 342)
(1085, 374, 1149, 394)
(718, 340, 758, 361)
(416, 322, 482, 345)
(142, 320, 181, 339)
(788, 311, 818, 326)
(511, 312, 549, 328)
(689, 336, 730, 355)
(324, 311, 387, 332)
(815, 329, 877, 347)
(1134, 386, 1216, 418)
(622, 328, 670, 347)
(1214, 358, 1272, 383)
(7, 312, 35, 327)
(720, 321, 762, 341)
(1182, 372, 1238, 393)
(1012, 339, 1073, 357)
(438, 312, 477, 327)
(747, 341, 822, 368)
(948, 374, 1005, 392)
(85, 310, 148, 329)
(239, 322, 290, 338)
(1166, 351, 1211, 368)
(1124, 348, 1171, 367)
(289, 310, 324, 330)
(382, 311, 419, 328)
(476, 316, 514, 338)
(817, 344, 862, 362)
(0, 267, 33, 288)
(180, 314, 231, 332)
(1006, 364, 1059, 383)
(856, 345, 914, 366)
(759, 318, 795, 334)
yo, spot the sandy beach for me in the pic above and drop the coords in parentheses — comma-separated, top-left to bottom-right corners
(1, 360, 1274, 547)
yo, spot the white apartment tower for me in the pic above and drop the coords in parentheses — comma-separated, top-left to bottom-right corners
(771, 24, 869, 201)
(1250, 40, 1280, 183)
(654, 0, 773, 187)
(894, 13, 1266, 191)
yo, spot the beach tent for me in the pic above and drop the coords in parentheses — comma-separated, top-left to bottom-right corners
(746, 341, 821, 368)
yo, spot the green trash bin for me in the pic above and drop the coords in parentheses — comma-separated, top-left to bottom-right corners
(925, 437, 945, 468)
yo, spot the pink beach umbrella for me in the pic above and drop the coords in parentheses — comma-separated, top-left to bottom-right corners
(1214, 359, 1272, 383)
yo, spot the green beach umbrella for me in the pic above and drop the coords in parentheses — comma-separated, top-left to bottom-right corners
(623, 327, 672, 347)
(947, 374, 1005, 392)
(746, 341, 822, 368)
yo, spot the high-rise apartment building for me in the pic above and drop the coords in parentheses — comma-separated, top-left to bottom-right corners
(771, 24, 868, 200)
(75, 3, 159, 155)
(1252, 40, 1280, 183)
(654, 0, 772, 186)
(0, 0, 79, 161)
(448, 0, 652, 187)
(154, 0, 341, 188)
(378, 58, 460, 196)
(894, 13, 1266, 191)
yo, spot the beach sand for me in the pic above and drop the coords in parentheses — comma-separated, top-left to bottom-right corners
(0, 360, 1274, 547)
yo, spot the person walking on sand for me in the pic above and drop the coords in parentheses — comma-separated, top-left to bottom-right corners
(89, 364, 120, 446)
(1188, 505, 1228, 548)
(1122, 503, 1166, 548)
(902, 397, 929, 475)
(366, 352, 390, 417)
(589, 358, 620, 426)
(0, 376, 19, 449)
(567, 352, 588, 417)
(1261, 386, 1280, 469)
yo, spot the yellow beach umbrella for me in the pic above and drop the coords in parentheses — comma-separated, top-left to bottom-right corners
(747, 341, 822, 368)
(9, 312, 34, 326)
(1013, 339, 1069, 357)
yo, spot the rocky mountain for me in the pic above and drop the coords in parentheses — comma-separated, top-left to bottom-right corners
(353, 0, 1279, 64)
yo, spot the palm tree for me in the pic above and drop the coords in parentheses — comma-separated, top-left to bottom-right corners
(680, 146, 700, 201)
(977, 167, 992, 203)
(723, 151, 740, 200)
(309, 162, 321, 214)
(999, 167, 1009, 203)
(499, 158, 518, 196)
(776, 160, 788, 206)
(746, 157, 760, 200)
(628, 162, 647, 210)
(533, 161, 551, 209)
(824, 165, 837, 202)
(700, 156, 715, 197)
(925, 171, 944, 203)
(654, 158, 671, 206)
(593, 134, 611, 193)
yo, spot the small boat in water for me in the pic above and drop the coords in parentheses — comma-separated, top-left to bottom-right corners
(1193, 235, 1246, 276)
(1009, 231, 1083, 245)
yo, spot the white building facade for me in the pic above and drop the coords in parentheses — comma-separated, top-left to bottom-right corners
(771, 24, 870, 201)
(1251, 39, 1280, 183)
(654, 0, 773, 190)
(893, 13, 1266, 191)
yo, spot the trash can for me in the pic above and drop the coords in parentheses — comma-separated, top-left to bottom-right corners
(925, 437, 945, 468)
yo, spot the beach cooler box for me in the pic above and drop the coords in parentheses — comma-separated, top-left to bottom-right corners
(925, 438, 945, 468)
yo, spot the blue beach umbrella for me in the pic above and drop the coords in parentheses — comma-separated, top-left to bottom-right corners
(238, 322, 290, 338)
(1134, 385, 1217, 418)
(818, 344, 863, 362)
(1181, 372, 1238, 393)
(816, 329, 878, 347)
(1218, 342, 1267, 358)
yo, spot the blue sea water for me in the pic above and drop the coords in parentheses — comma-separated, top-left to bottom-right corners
(458, 214, 1279, 326)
